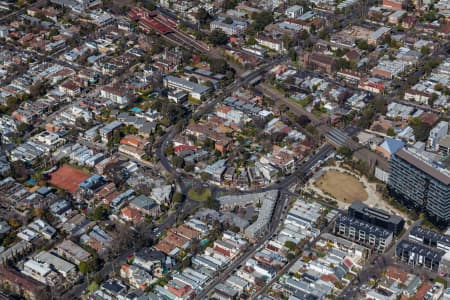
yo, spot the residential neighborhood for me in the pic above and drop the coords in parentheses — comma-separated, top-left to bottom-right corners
(0, 0, 448, 300)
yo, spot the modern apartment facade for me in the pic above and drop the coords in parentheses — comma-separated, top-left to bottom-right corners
(334, 215, 393, 253)
(388, 149, 450, 224)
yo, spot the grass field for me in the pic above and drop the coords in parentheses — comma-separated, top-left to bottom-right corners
(315, 170, 368, 203)
(187, 187, 212, 202)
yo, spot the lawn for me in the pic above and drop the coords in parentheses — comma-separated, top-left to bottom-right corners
(187, 187, 212, 202)
(315, 170, 368, 203)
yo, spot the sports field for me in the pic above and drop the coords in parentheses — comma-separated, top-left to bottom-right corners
(49, 164, 91, 193)
(315, 170, 368, 203)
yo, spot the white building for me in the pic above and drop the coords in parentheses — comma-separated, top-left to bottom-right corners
(210, 18, 248, 35)
(255, 34, 285, 52)
(285, 5, 303, 18)
(100, 86, 129, 107)
(428, 121, 448, 151)
(164, 75, 210, 100)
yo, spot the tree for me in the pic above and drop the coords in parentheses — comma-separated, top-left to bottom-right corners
(409, 118, 432, 142)
(299, 30, 309, 40)
(223, 17, 233, 24)
(284, 241, 297, 251)
(420, 46, 431, 56)
(172, 156, 185, 168)
(196, 8, 212, 26)
(248, 11, 273, 33)
(337, 146, 353, 159)
(318, 29, 329, 40)
(209, 58, 229, 74)
(142, 0, 157, 10)
(297, 115, 311, 127)
(204, 197, 219, 210)
(288, 48, 297, 62)
(172, 192, 183, 203)
(356, 40, 369, 51)
(387, 127, 395, 137)
(87, 281, 99, 293)
(208, 29, 228, 46)
(221, 0, 239, 9)
(78, 261, 88, 273)
(10, 161, 28, 181)
(91, 205, 108, 221)
(282, 34, 293, 49)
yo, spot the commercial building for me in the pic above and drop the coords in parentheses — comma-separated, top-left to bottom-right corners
(334, 215, 393, 253)
(348, 201, 405, 235)
(163, 75, 210, 100)
(388, 148, 450, 223)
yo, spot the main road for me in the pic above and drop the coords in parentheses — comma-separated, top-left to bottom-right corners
(194, 143, 335, 299)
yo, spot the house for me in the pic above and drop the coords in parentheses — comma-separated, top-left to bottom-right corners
(55, 239, 92, 265)
(376, 138, 405, 159)
(368, 27, 391, 45)
(383, 0, 406, 9)
(99, 121, 122, 143)
(119, 135, 148, 160)
(120, 264, 152, 290)
(133, 248, 165, 274)
(129, 195, 160, 217)
(120, 206, 143, 223)
(151, 185, 173, 205)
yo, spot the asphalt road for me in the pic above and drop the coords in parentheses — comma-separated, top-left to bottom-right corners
(194, 143, 336, 299)
(194, 191, 289, 300)
(251, 211, 340, 299)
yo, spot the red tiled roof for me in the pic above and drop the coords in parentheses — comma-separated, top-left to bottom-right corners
(173, 145, 198, 153)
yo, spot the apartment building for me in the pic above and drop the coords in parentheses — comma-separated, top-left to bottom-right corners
(334, 214, 394, 253)
(388, 148, 450, 224)
(348, 201, 405, 235)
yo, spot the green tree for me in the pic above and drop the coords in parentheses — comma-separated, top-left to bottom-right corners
(247, 11, 273, 33)
(387, 127, 395, 137)
(78, 261, 88, 273)
(337, 146, 353, 159)
(88, 281, 99, 293)
(91, 205, 108, 221)
(209, 58, 230, 74)
(284, 240, 297, 251)
(208, 29, 228, 46)
(420, 46, 431, 56)
(172, 192, 183, 203)
(196, 8, 212, 26)
(223, 17, 233, 24)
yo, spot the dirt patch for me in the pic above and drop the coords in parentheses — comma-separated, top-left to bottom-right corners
(315, 170, 368, 203)
(49, 164, 91, 194)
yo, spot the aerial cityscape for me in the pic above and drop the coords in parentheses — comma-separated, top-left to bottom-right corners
(0, 0, 448, 299)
